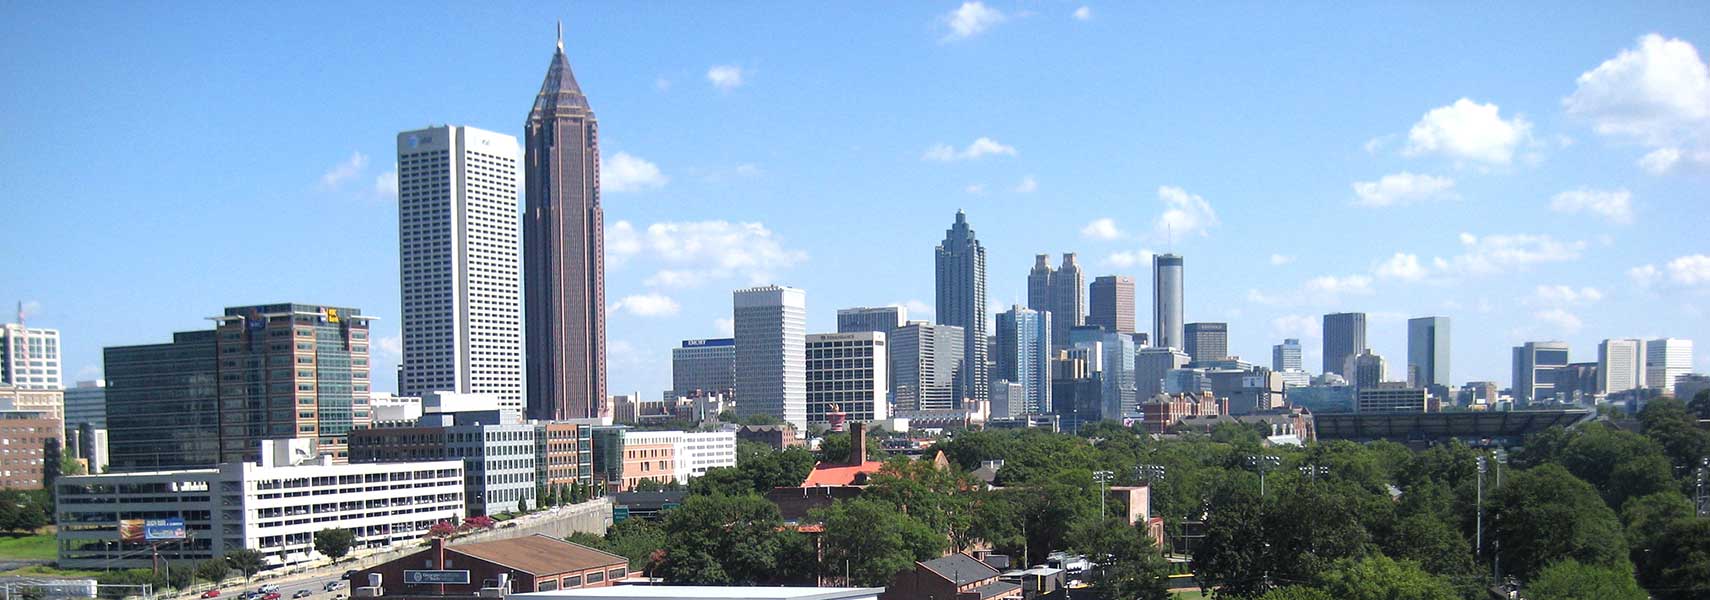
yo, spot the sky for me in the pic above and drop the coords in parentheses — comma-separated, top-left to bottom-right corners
(3, 2, 1709, 397)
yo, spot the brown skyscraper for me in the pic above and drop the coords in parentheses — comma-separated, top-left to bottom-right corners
(525, 27, 605, 420)
(1088, 275, 1136, 334)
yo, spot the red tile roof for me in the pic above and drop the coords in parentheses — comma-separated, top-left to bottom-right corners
(801, 460, 885, 487)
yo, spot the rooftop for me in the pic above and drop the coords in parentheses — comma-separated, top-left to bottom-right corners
(920, 553, 1000, 586)
(450, 534, 624, 575)
(801, 460, 885, 486)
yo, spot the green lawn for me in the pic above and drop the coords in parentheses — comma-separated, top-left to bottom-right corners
(0, 532, 57, 561)
(1170, 589, 1210, 599)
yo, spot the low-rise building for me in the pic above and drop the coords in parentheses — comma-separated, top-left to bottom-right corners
(1357, 387, 1429, 413)
(349, 534, 627, 595)
(606, 430, 736, 491)
(348, 411, 536, 516)
(0, 411, 62, 489)
(734, 424, 803, 450)
(535, 422, 593, 490)
(1139, 392, 1225, 434)
(880, 553, 1021, 600)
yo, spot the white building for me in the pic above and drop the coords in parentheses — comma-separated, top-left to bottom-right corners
(1598, 338, 1645, 394)
(1647, 338, 1694, 393)
(397, 125, 525, 414)
(733, 286, 807, 429)
(806, 332, 889, 426)
(2, 323, 61, 390)
(672, 431, 736, 482)
(369, 392, 424, 423)
(55, 439, 463, 569)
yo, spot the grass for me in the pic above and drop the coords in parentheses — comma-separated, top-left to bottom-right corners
(1170, 589, 1210, 599)
(0, 564, 107, 578)
(0, 531, 58, 561)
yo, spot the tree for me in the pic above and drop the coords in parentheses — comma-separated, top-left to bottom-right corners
(1256, 588, 1335, 600)
(1070, 517, 1170, 600)
(313, 528, 356, 564)
(1620, 491, 1695, 585)
(1192, 475, 1268, 597)
(224, 549, 265, 592)
(195, 558, 231, 586)
(656, 493, 789, 585)
(1265, 480, 1374, 583)
(1489, 464, 1628, 579)
(517, 496, 531, 513)
(1311, 554, 1458, 600)
(1526, 559, 1647, 600)
(816, 498, 944, 586)
(1557, 422, 1674, 509)
(1648, 518, 1710, 600)
(1638, 397, 1710, 474)
(60, 453, 86, 476)
(863, 458, 977, 550)
(815, 431, 888, 464)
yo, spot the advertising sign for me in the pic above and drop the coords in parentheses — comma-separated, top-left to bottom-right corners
(404, 571, 471, 585)
(121, 518, 187, 542)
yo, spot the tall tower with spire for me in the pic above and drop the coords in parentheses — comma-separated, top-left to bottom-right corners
(524, 24, 606, 420)
(935, 210, 988, 410)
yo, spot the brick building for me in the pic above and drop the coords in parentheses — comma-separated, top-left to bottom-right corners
(348, 534, 627, 595)
(879, 553, 1020, 600)
(0, 412, 61, 489)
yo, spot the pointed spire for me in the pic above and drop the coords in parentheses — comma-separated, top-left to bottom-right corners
(556, 20, 564, 52)
(532, 22, 588, 117)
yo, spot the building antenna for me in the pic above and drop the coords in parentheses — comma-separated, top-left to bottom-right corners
(556, 20, 564, 52)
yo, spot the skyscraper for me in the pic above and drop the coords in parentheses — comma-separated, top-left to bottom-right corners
(397, 126, 523, 414)
(995, 306, 1051, 417)
(891, 321, 964, 412)
(1152, 254, 1184, 350)
(806, 332, 887, 425)
(1071, 326, 1137, 419)
(525, 28, 605, 420)
(1646, 338, 1694, 392)
(836, 306, 906, 335)
(1597, 338, 1645, 394)
(1088, 275, 1136, 335)
(672, 338, 736, 400)
(1322, 312, 1367, 378)
(1184, 322, 1229, 364)
(1, 322, 61, 390)
(733, 286, 807, 429)
(64, 379, 106, 429)
(1272, 339, 1302, 372)
(1512, 341, 1570, 404)
(1026, 254, 1085, 348)
(1137, 347, 1191, 404)
(1406, 316, 1451, 390)
(935, 211, 987, 409)
(1348, 349, 1386, 390)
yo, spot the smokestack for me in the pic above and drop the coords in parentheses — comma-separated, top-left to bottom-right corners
(849, 422, 867, 466)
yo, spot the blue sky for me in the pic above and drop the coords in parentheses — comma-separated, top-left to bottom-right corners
(4, 2, 1709, 396)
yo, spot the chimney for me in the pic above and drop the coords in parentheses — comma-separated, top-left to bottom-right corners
(849, 422, 867, 466)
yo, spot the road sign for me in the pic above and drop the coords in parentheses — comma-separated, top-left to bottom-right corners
(404, 571, 470, 585)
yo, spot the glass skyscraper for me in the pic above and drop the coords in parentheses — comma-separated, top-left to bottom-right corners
(935, 211, 987, 409)
(995, 306, 1051, 416)
(1151, 254, 1184, 350)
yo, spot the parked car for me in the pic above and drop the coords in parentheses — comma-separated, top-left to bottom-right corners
(263, 592, 281, 600)
(260, 585, 280, 594)
(324, 581, 345, 592)
(201, 591, 221, 598)
(293, 590, 311, 598)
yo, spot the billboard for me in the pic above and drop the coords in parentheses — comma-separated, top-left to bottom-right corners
(404, 571, 470, 585)
(120, 518, 186, 542)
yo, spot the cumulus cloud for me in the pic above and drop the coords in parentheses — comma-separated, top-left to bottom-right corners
(706, 65, 745, 91)
(889, 299, 935, 320)
(1351, 172, 1457, 207)
(923, 137, 1018, 161)
(320, 152, 369, 189)
(1445, 232, 1585, 276)
(611, 293, 681, 317)
(1014, 176, 1038, 193)
(606, 219, 808, 287)
(1152, 186, 1219, 241)
(1270, 314, 1320, 338)
(1374, 253, 1427, 281)
(714, 318, 735, 337)
(1534, 308, 1584, 334)
(1104, 249, 1154, 268)
(1563, 34, 1710, 149)
(1550, 188, 1633, 224)
(374, 171, 398, 200)
(1250, 275, 1373, 307)
(1073, 6, 1092, 20)
(1532, 285, 1604, 305)
(376, 334, 403, 359)
(1629, 264, 1662, 287)
(1269, 254, 1295, 266)
(1080, 218, 1122, 241)
(943, 2, 1006, 41)
(602, 152, 669, 192)
(1633, 254, 1710, 288)
(1403, 98, 1534, 165)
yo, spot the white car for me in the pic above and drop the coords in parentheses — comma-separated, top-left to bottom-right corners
(260, 586, 280, 594)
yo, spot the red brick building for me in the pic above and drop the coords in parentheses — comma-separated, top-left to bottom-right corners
(880, 553, 1021, 600)
(348, 534, 627, 595)
(0, 413, 61, 490)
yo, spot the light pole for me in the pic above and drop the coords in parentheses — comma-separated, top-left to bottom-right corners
(1093, 470, 1114, 521)
(1298, 465, 1329, 482)
(1476, 455, 1487, 569)
(1695, 457, 1709, 517)
(1246, 455, 1280, 497)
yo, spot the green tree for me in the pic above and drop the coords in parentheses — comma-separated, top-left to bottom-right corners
(815, 430, 889, 464)
(1526, 559, 1647, 600)
(1256, 588, 1335, 600)
(224, 549, 266, 592)
(656, 493, 788, 584)
(1385, 513, 1473, 579)
(1638, 397, 1710, 473)
(816, 497, 944, 586)
(1620, 490, 1695, 585)
(1557, 422, 1675, 509)
(1192, 475, 1268, 597)
(1265, 480, 1374, 583)
(607, 518, 669, 572)
(313, 528, 356, 564)
(863, 458, 977, 550)
(60, 453, 86, 476)
(1070, 517, 1170, 600)
(1489, 464, 1628, 579)
(1648, 518, 1710, 600)
(1311, 554, 1457, 600)
(195, 558, 231, 586)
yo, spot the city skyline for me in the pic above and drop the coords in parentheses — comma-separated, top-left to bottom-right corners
(5, 4, 1710, 398)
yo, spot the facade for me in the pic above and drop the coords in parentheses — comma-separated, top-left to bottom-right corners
(0, 412, 62, 489)
(1272, 338, 1302, 372)
(1676, 374, 1710, 404)
(1071, 326, 1137, 419)
(733, 286, 808, 429)
(836, 306, 906, 335)
(1049, 348, 1104, 432)
(1512, 341, 1570, 404)
(807, 332, 888, 425)
(1406, 317, 1451, 390)
(1026, 254, 1085, 349)
(1087, 275, 1136, 335)
(1646, 338, 1694, 393)
(1151, 254, 1184, 350)
(994, 306, 1051, 417)
(1183, 322, 1228, 364)
(1323, 312, 1367, 378)
(881, 553, 1020, 600)
(1136, 347, 1191, 409)
(672, 431, 737, 482)
(989, 380, 1026, 421)
(890, 321, 964, 412)
(535, 422, 593, 489)
(935, 211, 988, 410)
(63, 380, 105, 428)
(615, 430, 676, 491)
(1140, 392, 1224, 434)
(1356, 387, 1428, 413)
(525, 33, 607, 422)
(1, 323, 61, 390)
(397, 125, 524, 414)
(348, 412, 535, 516)
(0, 385, 62, 421)
(1598, 338, 1646, 394)
(1558, 362, 1599, 403)
(55, 440, 462, 569)
(105, 304, 374, 471)
(1348, 349, 1386, 390)
(671, 338, 736, 400)
(349, 535, 627, 596)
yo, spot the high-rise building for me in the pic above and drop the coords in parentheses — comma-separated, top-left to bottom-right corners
(733, 286, 807, 429)
(1152, 254, 1185, 350)
(396, 126, 524, 414)
(990, 380, 1026, 421)
(1050, 348, 1104, 432)
(1348, 349, 1386, 390)
(1512, 341, 1570, 404)
(995, 306, 1051, 417)
(1357, 387, 1427, 413)
(1322, 312, 1367, 378)
(1646, 338, 1694, 393)
(105, 303, 374, 471)
(1088, 275, 1136, 335)
(806, 332, 888, 425)
(672, 338, 736, 400)
(935, 211, 987, 409)
(1137, 347, 1191, 403)
(1598, 338, 1646, 394)
(890, 321, 964, 412)
(1183, 322, 1228, 364)
(1071, 326, 1137, 419)
(2, 323, 61, 390)
(836, 306, 906, 335)
(525, 29, 606, 421)
(1025, 254, 1085, 348)
(1272, 339, 1303, 372)
(1406, 317, 1451, 390)
(64, 379, 106, 429)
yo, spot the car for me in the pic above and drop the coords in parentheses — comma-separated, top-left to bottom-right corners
(324, 581, 345, 591)
(201, 591, 221, 598)
(263, 593, 280, 600)
(342, 570, 358, 580)
(260, 585, 279, 593)
(293, 590, 311, 598)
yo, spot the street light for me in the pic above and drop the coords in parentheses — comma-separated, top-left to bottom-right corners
(1093, 470, 1114, 521)
(1245, 455, 1281, 497)
(1298, 464, 1330, 482)
(1135, 464, 1167, 484)
(1476, 455, 1487, 570)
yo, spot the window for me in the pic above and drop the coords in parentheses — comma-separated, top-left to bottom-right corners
(586, 571, 604, 584)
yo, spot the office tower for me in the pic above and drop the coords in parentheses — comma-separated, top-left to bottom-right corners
(1152, 254, 1185, 350)
(1512, 341, 1570, 404)
(990, 381, 1026, 421)
(995, 306, 1051, 416)
(105, 303, 374, 471)
(1050, 348, 1104, 432)
(396, 125, 524, 414)
(1184, 322, 1229, 364)
(891, 321, 964, 412)
(1559, 362, 1599, 403)
(1071, 326, 1138, 420)
(837, 306, 906, 334)
(1088, 275, 1137, 335)
(1322, 312, 1367, 377)
(672, 338, 736, 399)
(733, 286, 807, 429)
(1024, 253, 1086, 348)
(1646, 338, 1694, 392)
(1348, 349, 1386, 390)
(1598, 338, 1646, 394)
(1273, 339, 1303, 372)
(1406, 316, 1451, 390)
(64, 379, 106, 429)
(1356, 387, 1427, 413)
(806, 332, 888, 425)
(525, 29, 606, 421)
(935, 211, 987, 409)
(2, 322, 61, 389)
(1137, 347, 1192, 403)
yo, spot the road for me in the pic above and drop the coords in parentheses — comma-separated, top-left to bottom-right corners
(203, 572, 347, 600)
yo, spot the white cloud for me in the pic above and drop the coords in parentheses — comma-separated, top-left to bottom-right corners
(606, 221, 643, 259)
(1563, 34, 1710, 148)
(923, 137, 1018, 161)
(1104, 249, 1154, 268)
(889, 299, 935, 320)
(611, 293, 681, 317)
(964, 183, 986, 195)
(944, 2, 1006, 41)
(374, 170, 397, 200)
(376, 334, 403, 359)
(1665, 254, 1710, 286)
(1249, 274, 1373, 307)
(1403, 98, 1533, 165)
(1549, 188, 1633, 224)
(1630, 264, 1663, 287)
(1269, 254, 1295, 266)
(1303, 274, 1374, 297)
(602, 152, 669, 193)
(706, 65, 745, 91)
(1073, 6, 1092, 20)
(319, 152, 369, 189)
(16, 300, 41, 320)
(714, 318, 735, 337)
(1014, 176, 1038, 193)
(654, 77, 672, 92)
(1271, 314, 1320, 339)
(1638, 147, 1681, 173)
(1374, 253, 1427, 281)
(1351, 172, 1457, 207)
(1445, 232, 1585, 276)
(1534, 308, 1584, 334)
(1532, 285, 1604, 305)
(607, 220, 808, 287)
(1152, 186, 1219, 241)
(1080, 218, 1122, 241)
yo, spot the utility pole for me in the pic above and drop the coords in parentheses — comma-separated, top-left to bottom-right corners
(1093, 470, 1114, 521)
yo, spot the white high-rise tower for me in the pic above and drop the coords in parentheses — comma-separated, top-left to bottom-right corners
(1647, 338, 1694, 393)
(397, 126, 524, 414)
(734, 285, 808, 429)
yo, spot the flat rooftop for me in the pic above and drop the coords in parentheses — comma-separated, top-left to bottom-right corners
(517, 586, 885, 600)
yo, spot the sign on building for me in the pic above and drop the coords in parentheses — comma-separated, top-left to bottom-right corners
(404, 571, 471, 585)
